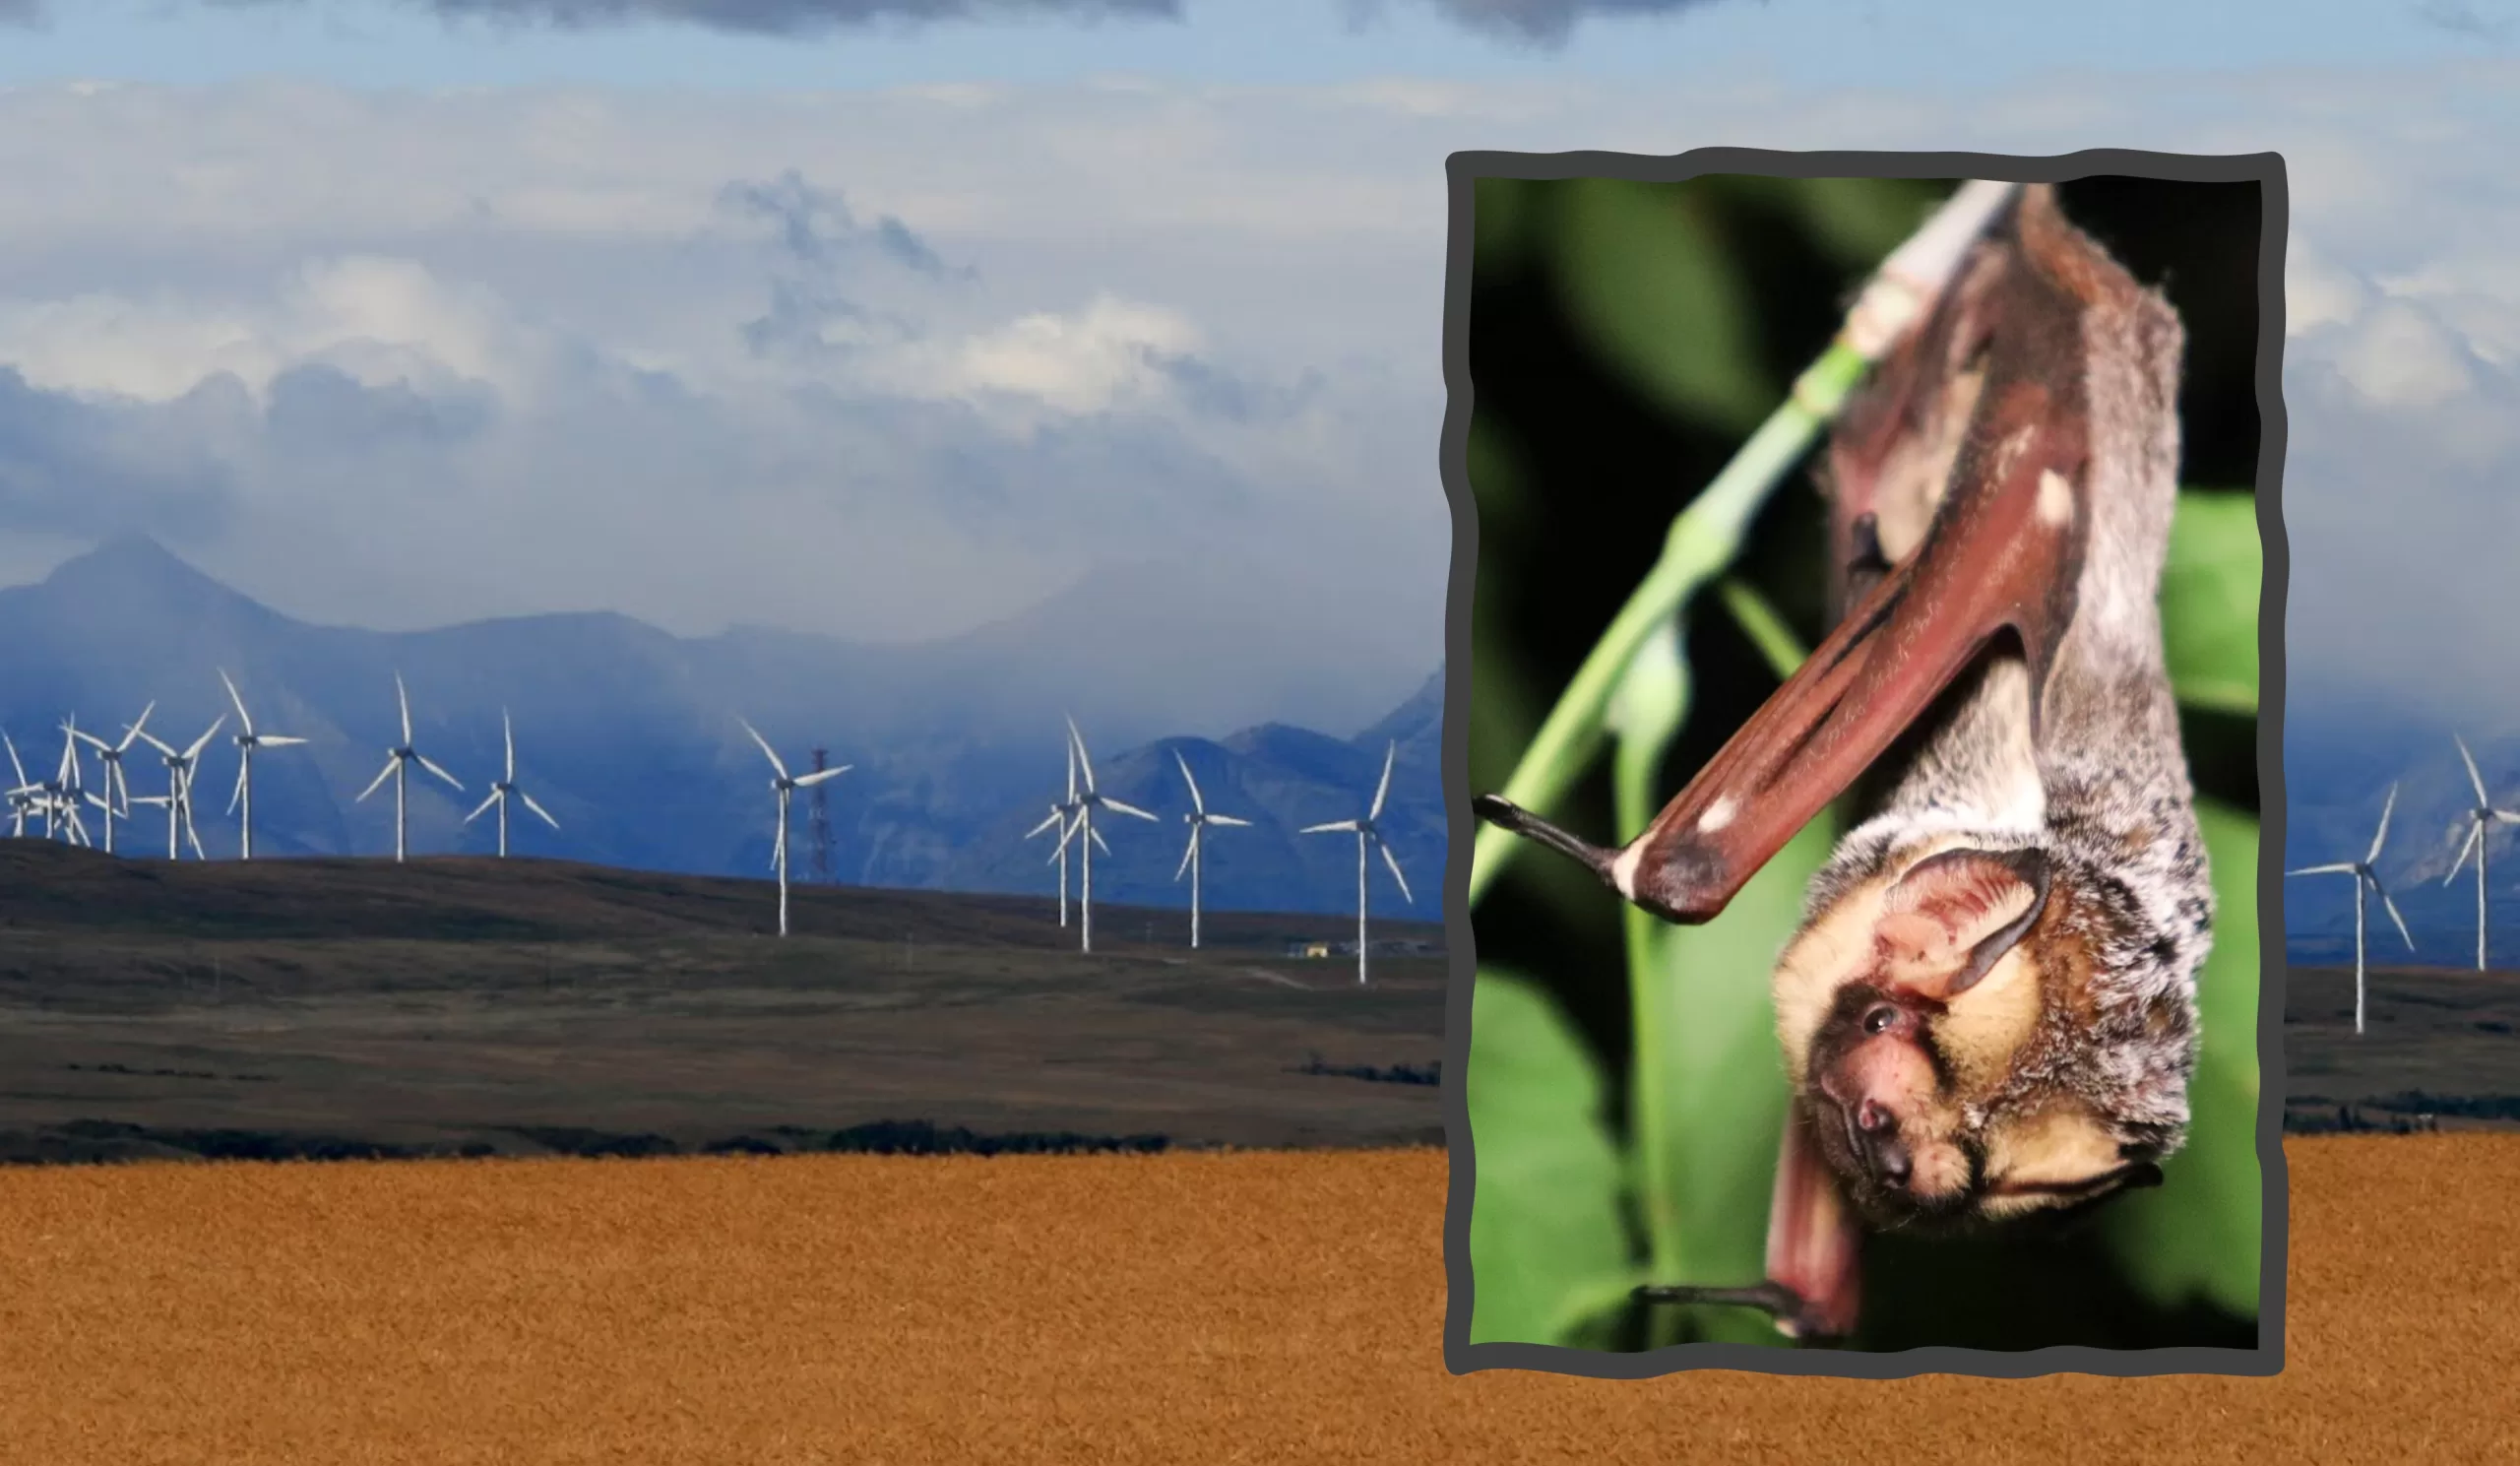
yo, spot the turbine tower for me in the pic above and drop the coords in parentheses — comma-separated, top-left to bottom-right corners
(1301, 739, 1413, 988)
(463, 709, 560, 858)
(67, 701, 155, 857)
(2287, 782, 2416, 1036)
(221, 669, 307, 861)
(1056, 717, 1156, 954)
(807, 747, 835, 884)
(1024, 737, 1086, 928)
(1171, 748, 1250, 950)
(2444, 733, 2520, 972)
(355, 673, 465, 862)
(737, 717, 849, 937)
(52, 718, 94, 847)
(131, 716, 226, 860)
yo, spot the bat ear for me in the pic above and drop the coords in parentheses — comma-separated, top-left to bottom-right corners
(1876, 847, 2051, 1000)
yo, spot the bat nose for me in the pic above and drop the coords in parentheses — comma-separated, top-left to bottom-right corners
(1852, 1100, 1912, 1189)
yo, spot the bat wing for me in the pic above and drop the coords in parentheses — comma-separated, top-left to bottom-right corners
(1480, 209, 2093, 928)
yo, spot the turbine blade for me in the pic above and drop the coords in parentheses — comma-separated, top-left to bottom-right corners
(1369, 740, 1397, 821)
(465, 790, 501, 823)
(2449, 822, 2483, 884)
(1207, 813, 1252, 828)
(1380, 839, 1414, 905)
(119, 701, 156, 752)
(520, 792, 559, 830)
(226, 754, 248, 815)
(2458, 733, 2490, 805)
(66, 726, 109, 753)
(1090, 823, 1111, 858)
(183, 716, 227, 762)
(134, 728, 178, 758)
(1067, 717, 1097, 793)
(1025, 809, 1063, 840)
(416, 754, 464, 792)
(738, 717, 788, 780)
(1, 731, 23, 786)
(1301, 820, 1358, 835)
(396, 672, 412, 746)
(795, 765, 850, 787)
(2284, 863, 2359, 876)
(355, 758, 399, 802)
(260, 735, 307, 747)
(2377, 881, 2416, 951)
(1174, 749, 1205, 814)
(1102, 797, 1158, 822)
(1174, 829, 1197, 882)
(503, 709, 516, 781)
(219, 668, 253, 734)
(2369, 783, 2398, 864)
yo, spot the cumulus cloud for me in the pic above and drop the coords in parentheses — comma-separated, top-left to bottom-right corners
(0, 369, 238, 541)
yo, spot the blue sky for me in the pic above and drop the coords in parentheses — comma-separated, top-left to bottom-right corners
(0, 0, 2507, 92)
(4, 1, 2520, 942)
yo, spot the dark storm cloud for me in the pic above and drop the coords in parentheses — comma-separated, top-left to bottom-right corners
(0, 369, 237, 540)
(717, 168, 968, 360)
(215, 0, 1179, 33)
(1349, 0, 1726, 44)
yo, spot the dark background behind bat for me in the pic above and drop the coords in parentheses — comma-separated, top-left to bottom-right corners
(1466, 174, 2262, 1351)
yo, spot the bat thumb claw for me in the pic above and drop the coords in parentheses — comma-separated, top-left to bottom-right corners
(1475, 795, 1622, 883)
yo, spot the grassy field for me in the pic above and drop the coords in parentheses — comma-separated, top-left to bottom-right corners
(0, 842, 1446, 1160)
(2284, 965, 2520, 1131)
(0, 1137, 2514, 1463)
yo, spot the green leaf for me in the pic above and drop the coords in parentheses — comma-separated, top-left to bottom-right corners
(2099, 797, 2262, 1322)
(1549, 179, 1772, 435)
(2163, 492, 2261, 715)
(1633, 809, 1838, 1348)
(1466, 967, 1640, 1346)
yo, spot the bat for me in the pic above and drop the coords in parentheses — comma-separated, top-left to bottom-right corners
(1475, 183, 2213, 1342)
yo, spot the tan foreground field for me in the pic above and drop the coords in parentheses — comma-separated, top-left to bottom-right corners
(3, 1137, 2517, 1464)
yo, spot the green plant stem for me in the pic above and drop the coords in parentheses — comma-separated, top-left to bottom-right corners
(1468, 341, 1869, 908)
(1717, 575, 1810, 682)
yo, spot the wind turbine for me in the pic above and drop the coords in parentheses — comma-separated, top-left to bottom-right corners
(1171, 748, 1251, 950)
(464, 709, 560, 858)
(4, 731, 39, 838)
(1023, 737, 1086, 928)
(355, 673, 465, 862)
(737, 717, 849, 937)
(2287, 782, 2415, 1037)
(1057, 717, 1157, 954)
(52, 718, 94, 847)
(221, 669, 307, 860)
(1301, 739, 1413, 988)
(130, 716, 225, 860)
(2444, 733, 2520, 973)
(67, 701, 155, 857)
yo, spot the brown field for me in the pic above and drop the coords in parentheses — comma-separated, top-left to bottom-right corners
(2, 1137, 2516, 1464)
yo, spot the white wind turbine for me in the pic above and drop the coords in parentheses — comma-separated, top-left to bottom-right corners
(1301, 739, 1413, 988)
(67, 701, 155, 857)
(2287, 782, 2416, 1037)
(738, 717, 849, 937)
(51, 718, 94, 847)
(464, 710, 560, 859)
(130, 716, 226, 860)
(1171, 748, 1250, 950)
(2443, 733, 2520, 973)
(1023, 737, 1086, 928)
(1055, 717, 1157, 954)
(355, 673, 465, 862)
(221, 669, 307, 861)
(4, 731, 40, 839)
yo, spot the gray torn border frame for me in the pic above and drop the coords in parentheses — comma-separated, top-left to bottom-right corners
(1434, 148, 2290, 1380)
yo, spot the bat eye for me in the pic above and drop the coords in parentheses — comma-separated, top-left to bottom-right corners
(1863, 1003, 1901, 1036)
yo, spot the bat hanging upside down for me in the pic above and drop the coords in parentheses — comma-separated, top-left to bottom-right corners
(1476, 183, 2213, 1343)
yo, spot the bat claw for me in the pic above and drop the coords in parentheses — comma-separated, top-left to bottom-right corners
(1633, 1280, 1847, 1344)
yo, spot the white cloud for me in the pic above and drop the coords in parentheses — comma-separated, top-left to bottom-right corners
(2328, 296, 2483, 410)
(888, 293, 1205, 414)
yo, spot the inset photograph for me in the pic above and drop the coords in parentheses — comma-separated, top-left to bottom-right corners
(1447, 157, 2275, 1367)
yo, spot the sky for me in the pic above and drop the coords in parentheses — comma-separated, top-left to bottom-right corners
(4, 1, 2520, 888)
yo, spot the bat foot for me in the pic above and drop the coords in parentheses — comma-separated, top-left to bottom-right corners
(1633, 1280, 1847, 1345)
(1474, 795, 1623, 885)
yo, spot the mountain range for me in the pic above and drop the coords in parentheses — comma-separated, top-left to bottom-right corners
(0, 535, 1445, 921)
